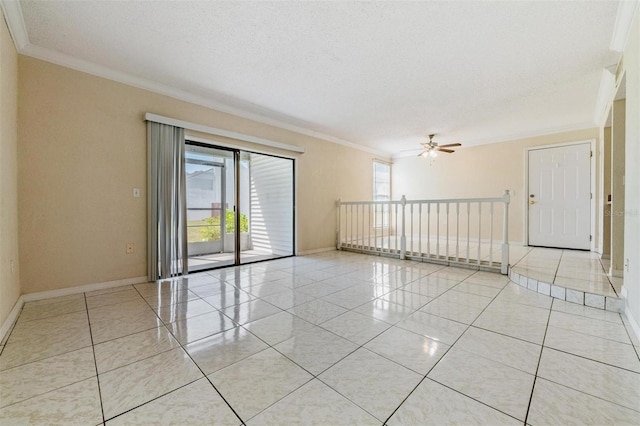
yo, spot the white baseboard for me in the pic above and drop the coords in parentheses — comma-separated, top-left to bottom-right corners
(1, 275, 148, 344)
(23, 275, 148, 302)
(624, 306, 640, 346)
(297, 247, 336, 255)
(0, 295, 24, 345)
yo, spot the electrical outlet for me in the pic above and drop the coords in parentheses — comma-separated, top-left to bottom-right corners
(10, 259, 15, 274)
(126, 243, 134, 254)
(133, 188, 141, 198)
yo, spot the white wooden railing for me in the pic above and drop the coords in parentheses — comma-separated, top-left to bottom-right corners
(336, 191, 511, 274)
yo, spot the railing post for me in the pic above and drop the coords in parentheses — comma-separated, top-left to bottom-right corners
(501, 190, 511, 274)
(400, 195, 407, 260)
(336, 198, 342, 250)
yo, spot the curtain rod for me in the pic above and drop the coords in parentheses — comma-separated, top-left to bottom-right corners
(145, 113, 306, 154)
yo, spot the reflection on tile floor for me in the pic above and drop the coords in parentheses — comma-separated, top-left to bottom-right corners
(1, 251, 639, 424)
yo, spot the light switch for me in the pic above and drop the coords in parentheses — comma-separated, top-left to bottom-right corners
(133, 188, 141, 198)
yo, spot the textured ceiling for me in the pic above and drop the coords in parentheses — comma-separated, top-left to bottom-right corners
(16, 1, 620, 154)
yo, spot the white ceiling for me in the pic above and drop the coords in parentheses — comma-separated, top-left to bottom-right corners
(7, 1, 624, 155)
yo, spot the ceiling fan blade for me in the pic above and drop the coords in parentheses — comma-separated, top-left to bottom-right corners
(417, 150, 427, 157)
(438, 143, 462, 148)
(437, 148, 455, 153)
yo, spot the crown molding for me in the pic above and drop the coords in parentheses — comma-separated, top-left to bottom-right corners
(392, 149, 424, 160)
(19, 45, 390, 157)
(594, 67, 617, 127)
(0, 0, 28, 50)
(610, 0, 640, 52)
(588, 0, 635, 127)
(391, 122, 597, 159)
(1, 1, 389, 159)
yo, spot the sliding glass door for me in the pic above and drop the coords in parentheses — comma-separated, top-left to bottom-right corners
(241, 152, 294, 264)
(185, 142, 294, 272)
(185, 145, 236, 271)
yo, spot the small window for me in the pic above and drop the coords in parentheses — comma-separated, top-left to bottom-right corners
(373, 161, 391, 201)
(373, 161, 391, 227)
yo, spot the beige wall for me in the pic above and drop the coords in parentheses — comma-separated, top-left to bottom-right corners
(622, 8, 640, 329)
(18, 56, 386, 294)
(392, 128, 600, 245)
(0, 12, 21, 327)
(611, 99, 626, 274)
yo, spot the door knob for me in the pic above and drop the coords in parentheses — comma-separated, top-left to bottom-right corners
(529, 200, 536, 205)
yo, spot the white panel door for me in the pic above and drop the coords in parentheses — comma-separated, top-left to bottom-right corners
(528, 143, 591, 249)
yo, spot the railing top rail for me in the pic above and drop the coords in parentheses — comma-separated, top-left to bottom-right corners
(338, 200, 403, 206)
(338, 191, 510, 206)
(405, 196, 506, 204)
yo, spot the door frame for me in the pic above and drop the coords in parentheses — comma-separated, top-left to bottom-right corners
(185, 135, 298, 270)
(523, 138, 597, 251)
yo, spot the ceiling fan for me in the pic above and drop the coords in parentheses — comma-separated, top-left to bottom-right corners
(418, 134, 461, 158)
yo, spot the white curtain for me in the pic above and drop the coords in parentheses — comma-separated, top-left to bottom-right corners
(147, 121, 188, 280)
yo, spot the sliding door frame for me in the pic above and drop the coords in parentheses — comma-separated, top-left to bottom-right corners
(234, 150, 241, 265)
(185, 139, 296, 271)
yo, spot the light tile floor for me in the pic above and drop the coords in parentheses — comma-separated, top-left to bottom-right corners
(511, 247, 620, 298)
(1, 251, 639, 425)
(347, 239, 619, 301)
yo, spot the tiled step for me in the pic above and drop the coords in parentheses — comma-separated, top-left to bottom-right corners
(508, 268, 624, 313)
